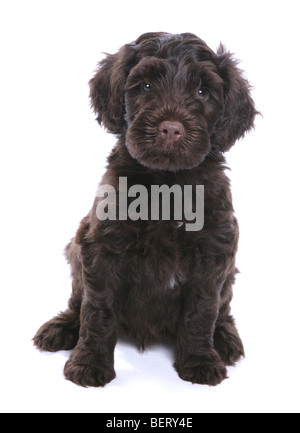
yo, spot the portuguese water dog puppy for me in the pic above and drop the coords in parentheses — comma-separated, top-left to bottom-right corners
(34, 32, 257, 387)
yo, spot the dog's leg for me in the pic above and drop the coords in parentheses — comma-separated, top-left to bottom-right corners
(33, 242, 82, 352)
(63, 244, 118, 387)
(214, 313, 245, 366)
(33, 307, 80, 352)
(175, 278, 227, 386)
(63, 294, 117, 388)
(33, 286, 81, 352)
(214, 274, 245, 365)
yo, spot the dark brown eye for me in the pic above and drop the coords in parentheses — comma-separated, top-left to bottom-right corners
(143, 83, 151, 92)
(198, 88, 208, 100)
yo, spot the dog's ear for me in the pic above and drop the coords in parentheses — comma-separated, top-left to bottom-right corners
(89, 44, 136, 134)
(213, 44, 258, 151)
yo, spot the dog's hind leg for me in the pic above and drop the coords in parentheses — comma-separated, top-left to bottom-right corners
(214, 273, 245, 366)
(33, 307, 80, 352)
(33, 240, 82, 352)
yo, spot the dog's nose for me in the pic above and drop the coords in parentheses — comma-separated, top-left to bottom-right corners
(159, 121, 184, 143)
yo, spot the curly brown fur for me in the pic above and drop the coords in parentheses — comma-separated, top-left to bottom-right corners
(33, 32, 257, 387)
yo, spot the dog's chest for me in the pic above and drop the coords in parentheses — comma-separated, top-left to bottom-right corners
(117, 222, 188, 292)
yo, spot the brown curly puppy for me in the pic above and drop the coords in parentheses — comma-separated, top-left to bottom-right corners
(34, 32, 257, 387)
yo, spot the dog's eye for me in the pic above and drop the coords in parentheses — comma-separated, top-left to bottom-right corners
(143, 83, 152, 92)
(198, 88, 208, 100)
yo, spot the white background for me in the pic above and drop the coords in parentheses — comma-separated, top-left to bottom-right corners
(1, 0, 299, 413)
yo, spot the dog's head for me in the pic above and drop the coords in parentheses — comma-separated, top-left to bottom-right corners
(90, 32, 257, 171)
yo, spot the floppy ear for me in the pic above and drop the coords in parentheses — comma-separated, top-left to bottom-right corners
(89, 44, 137, 134)
(213, 44, 258, 151)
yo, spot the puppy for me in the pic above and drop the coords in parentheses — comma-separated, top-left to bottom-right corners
(34, 32, 257, 387)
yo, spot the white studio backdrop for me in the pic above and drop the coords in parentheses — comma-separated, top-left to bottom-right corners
(0, 0, 299, 413)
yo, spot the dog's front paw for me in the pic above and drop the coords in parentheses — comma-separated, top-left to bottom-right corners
(64, 346, 116, 388)
(175, 350, 227, 386)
